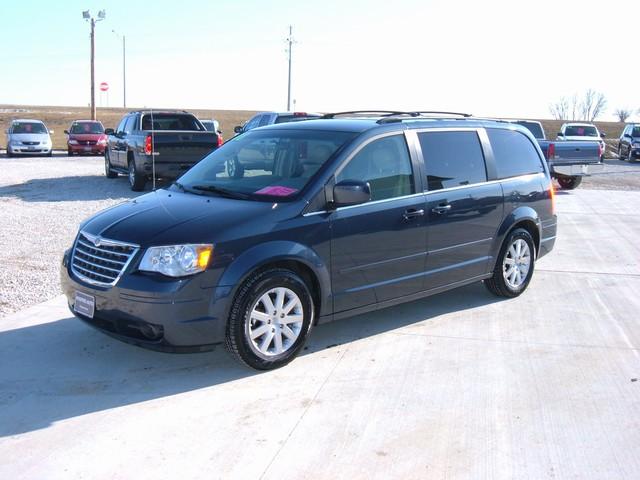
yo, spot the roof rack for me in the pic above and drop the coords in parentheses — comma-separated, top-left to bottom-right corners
(376, 111, 473, 124)
(321, 110, 410, 119)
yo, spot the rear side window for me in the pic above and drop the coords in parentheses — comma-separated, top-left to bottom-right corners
(418, 131, 487, 191)
(488, 129, 544, 179)
(337, 135, 414, 201)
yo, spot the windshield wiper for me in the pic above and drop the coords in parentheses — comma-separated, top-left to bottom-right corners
(191, 184, 252, 200)
(172, 181, 203, 195)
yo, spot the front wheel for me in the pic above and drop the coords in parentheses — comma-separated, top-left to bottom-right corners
(225, 269, 314, 370)
(105, 151, 117, 178)
(556, 175, 582, 190)
(628, 147, 634, 162)
(484, 228, 536, 298)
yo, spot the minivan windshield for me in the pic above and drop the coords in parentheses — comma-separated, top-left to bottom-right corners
(70, 122, 104, 134)
(176, 128, 356, 201)
(564, 125, 598, 137)
(12, 122, 47, 134)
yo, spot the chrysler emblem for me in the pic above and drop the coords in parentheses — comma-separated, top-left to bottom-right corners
(91, 236, 103, 247)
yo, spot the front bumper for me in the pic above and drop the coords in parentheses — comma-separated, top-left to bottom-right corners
(60, 249, 233, 351)
(69, 144, 106, 154)
(8, 145, 52, 155)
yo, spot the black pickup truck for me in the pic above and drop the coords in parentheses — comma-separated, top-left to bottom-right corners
(510, 120, 601, 190)
(104, 110, 220, 191)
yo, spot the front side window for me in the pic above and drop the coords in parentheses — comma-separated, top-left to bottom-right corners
(178, 129, 356, 201)
(418, 131, 486, 191)
(123, 116, 136, 134)
(116, 117, 127, 134)
(488, 128, 544, 179)
(337, 134, 414, 201)
(243, 115, 262, 132)
(258, 114, 272, 127)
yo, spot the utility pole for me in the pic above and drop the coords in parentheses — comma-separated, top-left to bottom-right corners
(286, 25, 294, 111)
(112, 30, 127, 109)
(83, 10, 106, 120)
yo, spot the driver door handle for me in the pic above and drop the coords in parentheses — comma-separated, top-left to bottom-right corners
(403, 208, 425, 220)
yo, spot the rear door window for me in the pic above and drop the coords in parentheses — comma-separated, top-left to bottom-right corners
(487, 128, 544, 179)
(418, 131, 487, 191)
(337, 135, 414, 201)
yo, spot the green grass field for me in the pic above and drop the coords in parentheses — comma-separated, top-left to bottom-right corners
(0, 104, 627, 157)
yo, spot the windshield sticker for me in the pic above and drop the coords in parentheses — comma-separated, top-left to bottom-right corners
(254, 186, 298, 197)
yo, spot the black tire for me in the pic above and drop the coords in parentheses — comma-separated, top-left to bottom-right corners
(67, 149, 73, 156)
(6, 148, 13, 158)
(628, 147, 634, 162)
(225, 268, 314, 370)
(226, 157, 244, 179)
(104, 151, 117, 178)
(484, 228, 536, 298)
(47, 150, 53, 157)
(128, 157, 146, 191)
(556, 175, 582, 190)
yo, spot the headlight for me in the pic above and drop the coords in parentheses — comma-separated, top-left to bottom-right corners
(139, 244, 213, 277)
(97, 139, 107, 145)
(68, 140, 78, 145)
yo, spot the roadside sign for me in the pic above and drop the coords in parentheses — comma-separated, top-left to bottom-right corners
(99, 82, 109, 92)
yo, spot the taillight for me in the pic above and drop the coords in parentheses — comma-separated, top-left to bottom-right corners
(293, 112, 308, 117)
(217, 134, 223, 147)
(549, 181, 556, 215)
(547, 143, 555, 160)
(144, 134, 152, 155)
(598, 143, 603, 159)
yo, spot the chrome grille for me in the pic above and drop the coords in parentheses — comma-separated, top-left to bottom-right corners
(22, 141, 40, 146)
(71, 232, 139, 286)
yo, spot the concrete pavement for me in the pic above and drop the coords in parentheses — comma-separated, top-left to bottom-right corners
(1, 189, 639, 479)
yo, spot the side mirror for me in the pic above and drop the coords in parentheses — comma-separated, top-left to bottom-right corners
(48, 130, 54, 135)
(332, 180, 371, 208)
(600, 132, 606, 138)
(104, 128, 115, 136)
(557, 132, 564, 137)
(64, 130, 69, 135)
(624, 133, 632, 138)
(234, 126, 243, 134)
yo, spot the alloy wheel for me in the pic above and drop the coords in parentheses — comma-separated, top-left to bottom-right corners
(502, 238, 531, 289)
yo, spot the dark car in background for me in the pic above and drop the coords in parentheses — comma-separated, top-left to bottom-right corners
(104, 110, 221, 191)
(233, 111, 322, 135)
(65, 120, 107, 156)
(62, 111, 556, 370)
(618, 124, 640, 162)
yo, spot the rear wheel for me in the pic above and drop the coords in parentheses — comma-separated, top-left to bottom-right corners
(556, 175, 582, 190)
(128, 157, 146, 191)
(104, 151, 117, 178)
(484, 228, 535, 298)
(225, 268, 314, 370)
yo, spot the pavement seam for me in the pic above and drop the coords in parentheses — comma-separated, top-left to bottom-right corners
(390, 331, 640, 352)
(258, 347, 349, 480)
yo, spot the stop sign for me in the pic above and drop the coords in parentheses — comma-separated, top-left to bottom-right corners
(99, 82, 109, 92)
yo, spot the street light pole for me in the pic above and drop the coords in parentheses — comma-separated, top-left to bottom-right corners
(83, 10, 106, 120)
(286, 25, 294, 111)
(113, 30, 126, 109)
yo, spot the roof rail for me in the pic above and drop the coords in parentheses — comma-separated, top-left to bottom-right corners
(376, 111, 473, 124)
(321, 110, 410, 119)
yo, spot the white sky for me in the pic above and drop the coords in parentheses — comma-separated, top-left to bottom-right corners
(1, 0, 638, 121)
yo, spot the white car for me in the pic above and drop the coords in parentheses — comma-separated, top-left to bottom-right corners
(5, 119, 54, 157)
(557, 122, 605, 161)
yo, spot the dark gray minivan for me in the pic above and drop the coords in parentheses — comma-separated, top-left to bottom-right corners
(61, 111, 557, 370)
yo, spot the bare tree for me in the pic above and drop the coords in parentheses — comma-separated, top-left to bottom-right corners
(580, 89, 607, 121)
(614, 108, 632, 123)
(570, 93, 579, 121)
(549, 97, 569, 120)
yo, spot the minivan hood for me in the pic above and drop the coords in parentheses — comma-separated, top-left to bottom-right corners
(69, 133, 105, 141)
(10, 133, 50, 143)
(81, 189, 276, 247)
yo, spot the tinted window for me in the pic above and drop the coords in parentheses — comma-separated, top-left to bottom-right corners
(564, 125, 598, 137)
(487, 128, 544, 179)
(116, 117, 127, 134)
(140, 113, 203, 131)
(70, 122, 104, 134)
(258, 115, 271, 127)
(244, 115, 262, 131)
(123, 116, 136, 134)
(337, 135, 414, 201)
(418, 131, 486, 191)
(275, 114, 322, 124)
(515, 121, 544, 139)
(632, 127, 640, 137)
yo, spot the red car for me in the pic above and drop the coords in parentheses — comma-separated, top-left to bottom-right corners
(65, 120, 108, 156)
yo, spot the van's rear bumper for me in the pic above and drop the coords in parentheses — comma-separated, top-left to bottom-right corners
(539, 216, 557, 259)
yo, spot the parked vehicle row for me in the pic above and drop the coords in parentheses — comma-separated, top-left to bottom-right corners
(62, 111, 557, 370)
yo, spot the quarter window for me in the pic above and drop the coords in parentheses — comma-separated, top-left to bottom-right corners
(337, 135, 414, 201)
(418, 131, 487, 191)
(487, 129, 544, 179)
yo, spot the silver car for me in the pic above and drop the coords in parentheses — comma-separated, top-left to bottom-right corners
(5, 119, 54, 157)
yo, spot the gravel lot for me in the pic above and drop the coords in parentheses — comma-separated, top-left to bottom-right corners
(1, 153, 639, 317)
